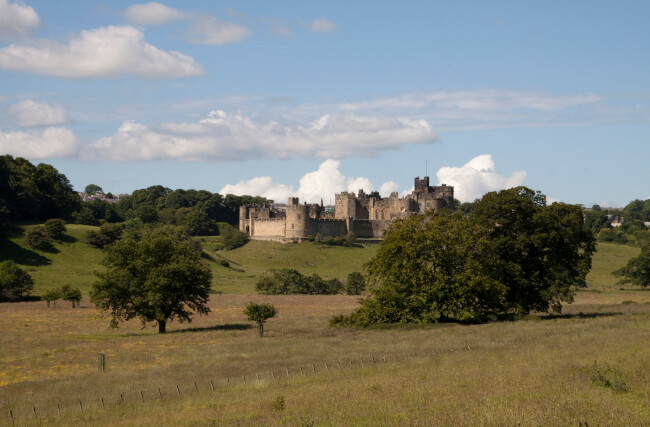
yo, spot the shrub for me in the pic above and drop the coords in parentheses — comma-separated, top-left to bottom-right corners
(86, 223, 123, 248)
(44, 218, 66, 240)
(0, 260, 34, 299)
(25, 226, 52, 250)
(256, 269, 343, 295)
(218, 224, 248, 250)
(61, 286, 82, 308)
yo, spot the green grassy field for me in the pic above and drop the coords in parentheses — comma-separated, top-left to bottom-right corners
(2, 226, 649, 425)
(0, 225, 378, 295)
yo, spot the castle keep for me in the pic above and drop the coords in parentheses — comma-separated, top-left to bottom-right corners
(239, 176, 454, 240)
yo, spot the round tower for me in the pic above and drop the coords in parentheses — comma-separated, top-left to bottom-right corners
(285, 197, 310, 239)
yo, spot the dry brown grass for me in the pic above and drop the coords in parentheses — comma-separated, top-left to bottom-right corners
(2, 292, 650, 425)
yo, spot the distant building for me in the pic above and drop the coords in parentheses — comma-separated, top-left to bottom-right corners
(240, 176, 454, 240)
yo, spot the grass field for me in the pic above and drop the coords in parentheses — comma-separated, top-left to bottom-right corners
(1, 226, 649, 425)
(0, 225, 378, 295)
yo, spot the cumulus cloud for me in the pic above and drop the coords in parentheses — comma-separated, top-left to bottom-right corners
(125, 2, 188, 25)
(9, 99, 68, 126)
(83, 110, 435, 162)
(436, 154, 526, 202)
(0, 25, 203, 78)
(189, 16, 251, 45)
(0, 0, 39, 38)
(0, 127, 78, 159)
(308, 18, 336, 33)
(219, 159, 377, 204)
(379, 181, 399, 197)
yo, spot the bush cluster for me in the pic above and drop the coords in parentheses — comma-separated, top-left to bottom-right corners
(86, 223, 124, 248)
(312, 232, 359, 247)
(256, 269, 343, 295)
(43, 285, 82, 308)
(217, 223, 249, 250)
(0, 260, 34, 300)
(25, 218, 67, 250)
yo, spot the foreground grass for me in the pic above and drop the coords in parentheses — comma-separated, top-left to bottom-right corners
(2, 293, 650, 425)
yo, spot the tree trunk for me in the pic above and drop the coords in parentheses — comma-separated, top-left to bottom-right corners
(258, 323, 264, 337)
(158, 320, 167, 334)
(46, 301, 50, 308)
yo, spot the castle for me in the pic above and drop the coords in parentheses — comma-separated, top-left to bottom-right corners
(239, 176, 454, 241)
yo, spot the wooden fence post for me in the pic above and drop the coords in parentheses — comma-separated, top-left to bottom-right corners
(57, 404, 61, 416)
(79, 400, 83, 412)
(9, 409, 14, 424)
(140, 390, 144, 403)
(32, 407, 37, 419)
(101, 397, 105, 408)
(194, 382, 198, 392)
(176, 385, 181, 396)
(158, 387, 163, 400)
(209, 380, 215, 392)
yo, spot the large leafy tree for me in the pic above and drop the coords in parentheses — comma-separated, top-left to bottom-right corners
(332, 211, 506, 326)
(613, 246, 650, 288)
(473, 187, 596, 314)
(90, 225, 212, 333)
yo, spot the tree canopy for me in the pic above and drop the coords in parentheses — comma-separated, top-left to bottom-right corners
(90, 225, 213, 333)
(243, 302, 278, 336)
(332, 211, 506, 326)
(333, 187, 596, 327)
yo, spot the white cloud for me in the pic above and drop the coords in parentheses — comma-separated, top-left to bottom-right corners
(0, 0, 39, 38)
(0, 25, 203, 78)
(9, 99, 68, 126)
(125, 2, 188, 25)
(309, 18, 336, 33)
(436, 154, 526, 202)
(379, 181, 399, 197)
(220, 159, 378, 204)
(0, 127, 78, 159)
(189, 16, 251, 45)
(83, 110, 435, 162)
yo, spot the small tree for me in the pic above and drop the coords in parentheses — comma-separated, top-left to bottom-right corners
(84, 184, 103, 195)
(62, 286, 82, 308)
(613, 246, 650, 288)
(243, 302, 278, 337)
(42, 289, 62, 308)
(90, 225, 212, 333)
(345, 272, 365, 295)
(0, 260, 34, 299)
(44, 218, 66, 240)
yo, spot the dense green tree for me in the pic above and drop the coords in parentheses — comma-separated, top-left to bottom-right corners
(345, 272, 365, 295)
(584, 205, 610, 235)
(473, 187, 595, 314)
(256, 269, 343, 295)
(243, 302, 278, 337)
(84, 184, 103, 195)
(42, 289, 62, 308)
(184, 209, 218, 236)
(0, 260, 34, 299)
(332, 211, 506, 326)
(61, 286, 82, 308)
(613, 246, 650, 288)
(90, 225, 213, 333)
(218, 223, 249, 250)
(44, 218, 66, 240)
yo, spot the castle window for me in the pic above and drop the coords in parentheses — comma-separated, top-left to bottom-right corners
(297, 214, 301, 220)
(291, 224, 294, 229)
(381, 212, 385, 219)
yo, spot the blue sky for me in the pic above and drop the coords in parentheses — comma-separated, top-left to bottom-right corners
(0, 0, 648, 206)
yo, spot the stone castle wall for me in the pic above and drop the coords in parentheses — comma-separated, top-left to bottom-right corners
(239, 176, 454, 241)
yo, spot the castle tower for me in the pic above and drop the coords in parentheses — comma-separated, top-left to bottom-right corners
(285, 197, 311, 239)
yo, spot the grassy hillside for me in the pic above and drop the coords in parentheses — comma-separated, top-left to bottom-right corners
(585, 242, 641, 292)
(0, 225, 378, 295)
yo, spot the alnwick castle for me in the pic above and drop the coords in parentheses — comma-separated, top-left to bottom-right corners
(239, 176, 454, 241)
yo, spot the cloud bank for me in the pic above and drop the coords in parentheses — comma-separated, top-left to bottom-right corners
(82, 110, 435, 162)
(436, 154, 526, 202)
(0, 25, 203, 78)
(0, 0, 39, 38)
(189, 16, 251, 45)
(9, 100, 68, 126)
(0, 127, 78, 159)
(220, 155, 526, 205)
(308, 18, 336, 33)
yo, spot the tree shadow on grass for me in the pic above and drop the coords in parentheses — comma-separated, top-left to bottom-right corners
(59, 234, 77, 244)
(0, 236, 51, 266)
(169, 323, 253, 334)
(538, 312, 623, 320)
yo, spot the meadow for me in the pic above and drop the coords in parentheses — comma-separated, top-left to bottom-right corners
(1, 225, 649, 425)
